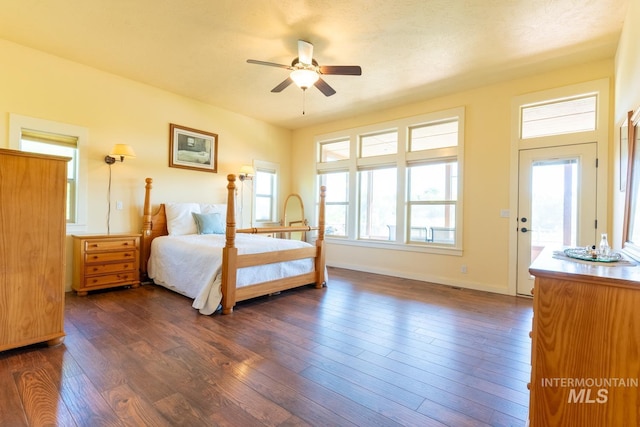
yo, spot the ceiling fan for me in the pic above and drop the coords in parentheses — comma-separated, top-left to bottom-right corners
(247, 40, 362, 97)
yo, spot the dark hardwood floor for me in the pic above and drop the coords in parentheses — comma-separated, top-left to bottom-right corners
(1, 267, 533, 427)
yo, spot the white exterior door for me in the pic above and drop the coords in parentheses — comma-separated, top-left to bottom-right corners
(516, 143, 598, 295)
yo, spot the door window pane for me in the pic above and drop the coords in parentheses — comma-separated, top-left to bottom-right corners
(530, 159, 578, 261)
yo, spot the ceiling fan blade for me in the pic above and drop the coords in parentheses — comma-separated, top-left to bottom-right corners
(319, 65, 362, 76)
(247, 59, 292, 69)
(314, 78, 336, 97)
(298, 40, 314, 65)
(271, 77, 293, 93)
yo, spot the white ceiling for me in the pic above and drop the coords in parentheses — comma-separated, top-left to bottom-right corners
(0, 0, 629, 130)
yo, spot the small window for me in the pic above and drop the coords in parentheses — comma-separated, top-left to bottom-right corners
(521, 95, 597, 139)
(320, 139, 350, 162)
(254, 169, 277, 222)
(20, 129, 78, 223)
(409, 120, 458, 151)
(360, 131, 397, 158)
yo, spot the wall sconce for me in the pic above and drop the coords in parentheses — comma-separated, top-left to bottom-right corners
(105, 144, 137, 164)
(238, 165, 254, 181)
(105, 143, 136, 234)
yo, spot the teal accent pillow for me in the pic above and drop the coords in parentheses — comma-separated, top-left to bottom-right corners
(192, 212, 224, 235)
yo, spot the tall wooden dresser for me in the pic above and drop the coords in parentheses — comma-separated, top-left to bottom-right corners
(528, 248, 640, 426)
(0, 148, 69, 351)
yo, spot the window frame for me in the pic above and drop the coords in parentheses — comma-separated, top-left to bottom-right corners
(316, 107, 464, 255)
(9, 114, 88, 234)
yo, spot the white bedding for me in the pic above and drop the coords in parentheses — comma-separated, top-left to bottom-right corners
(147, 233, 316, 314)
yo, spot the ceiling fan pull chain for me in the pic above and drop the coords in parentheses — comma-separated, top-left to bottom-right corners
(302, 89, 306, 115)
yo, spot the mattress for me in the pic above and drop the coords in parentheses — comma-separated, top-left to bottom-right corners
(147, 233, 315, 314)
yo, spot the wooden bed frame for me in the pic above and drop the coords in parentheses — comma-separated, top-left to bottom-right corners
(140, 175, 326, 314)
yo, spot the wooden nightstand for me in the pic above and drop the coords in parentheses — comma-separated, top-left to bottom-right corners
(72, 234, 141, 296)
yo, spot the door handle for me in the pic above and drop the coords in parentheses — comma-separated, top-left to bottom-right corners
(520, 227, 535, 233)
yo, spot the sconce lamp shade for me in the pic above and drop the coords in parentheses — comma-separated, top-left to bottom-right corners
(111, 144, 136, 158)
(105, 144, 136, 164)
(239, 165, 254, 181)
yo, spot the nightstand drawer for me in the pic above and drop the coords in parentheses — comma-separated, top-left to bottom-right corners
(85, 261, 136, 276)
(85, 250, 136, 264)
(85, 272, 138, 288)
(84, 238, 137, 252)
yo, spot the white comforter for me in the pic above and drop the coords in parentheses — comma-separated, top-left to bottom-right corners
(148, 234, 315, 314)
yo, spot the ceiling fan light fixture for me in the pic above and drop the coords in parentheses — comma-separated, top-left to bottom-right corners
(290, 68, 319, 89)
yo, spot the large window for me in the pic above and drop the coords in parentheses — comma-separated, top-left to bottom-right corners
(316, 108, 464, 252)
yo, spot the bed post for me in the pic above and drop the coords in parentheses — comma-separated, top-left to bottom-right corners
(221, 174, 238, 314)
(140, 178, 153, 280)
(315, 185, 326, 288)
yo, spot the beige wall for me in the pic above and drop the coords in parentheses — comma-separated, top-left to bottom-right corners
(0, 39, 292, 291)
(613, 1, 640, 248)
(292, 59, 614, 294)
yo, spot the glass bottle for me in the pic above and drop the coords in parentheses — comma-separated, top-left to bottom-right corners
(599, 233, 610, 255)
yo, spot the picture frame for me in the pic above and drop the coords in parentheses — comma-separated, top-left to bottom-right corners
(169, 123, 218, 173)
(620, 112, 630, 191)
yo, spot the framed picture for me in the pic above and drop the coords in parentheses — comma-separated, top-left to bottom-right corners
(620, 111, 631, 191)
(169, 123, 218, 173)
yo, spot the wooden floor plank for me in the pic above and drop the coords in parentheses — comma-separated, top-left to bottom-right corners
(0, 266, 533, 426)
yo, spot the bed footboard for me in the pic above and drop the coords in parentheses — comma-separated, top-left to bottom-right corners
(221, 174, 326, 314)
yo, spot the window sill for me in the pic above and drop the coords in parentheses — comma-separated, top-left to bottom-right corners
(324, 237, 462, 256)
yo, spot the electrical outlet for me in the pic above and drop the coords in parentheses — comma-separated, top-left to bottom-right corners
(461, 265, 467, 274)
(116, 200, 123, 210)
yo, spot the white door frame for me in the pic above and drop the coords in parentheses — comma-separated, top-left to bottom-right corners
(508, 78, 610, 296)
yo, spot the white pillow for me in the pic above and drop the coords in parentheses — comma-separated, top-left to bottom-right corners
(165, 202, 201, 235)
(200, 203, 226, 215)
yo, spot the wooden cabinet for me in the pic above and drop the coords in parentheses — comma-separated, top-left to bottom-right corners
(72, 234, 141, 295)
(0, 149, 68, 351)
(528, 248, 640, 426)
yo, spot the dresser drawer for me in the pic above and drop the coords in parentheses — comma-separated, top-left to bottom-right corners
(85, 272, 138, 288)
(85, 261, 136, 276)
(84, 238, 137, 252)
(85, 250, 136, 264)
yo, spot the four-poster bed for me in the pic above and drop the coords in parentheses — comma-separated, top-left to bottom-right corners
(140, 175, 326, 314)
